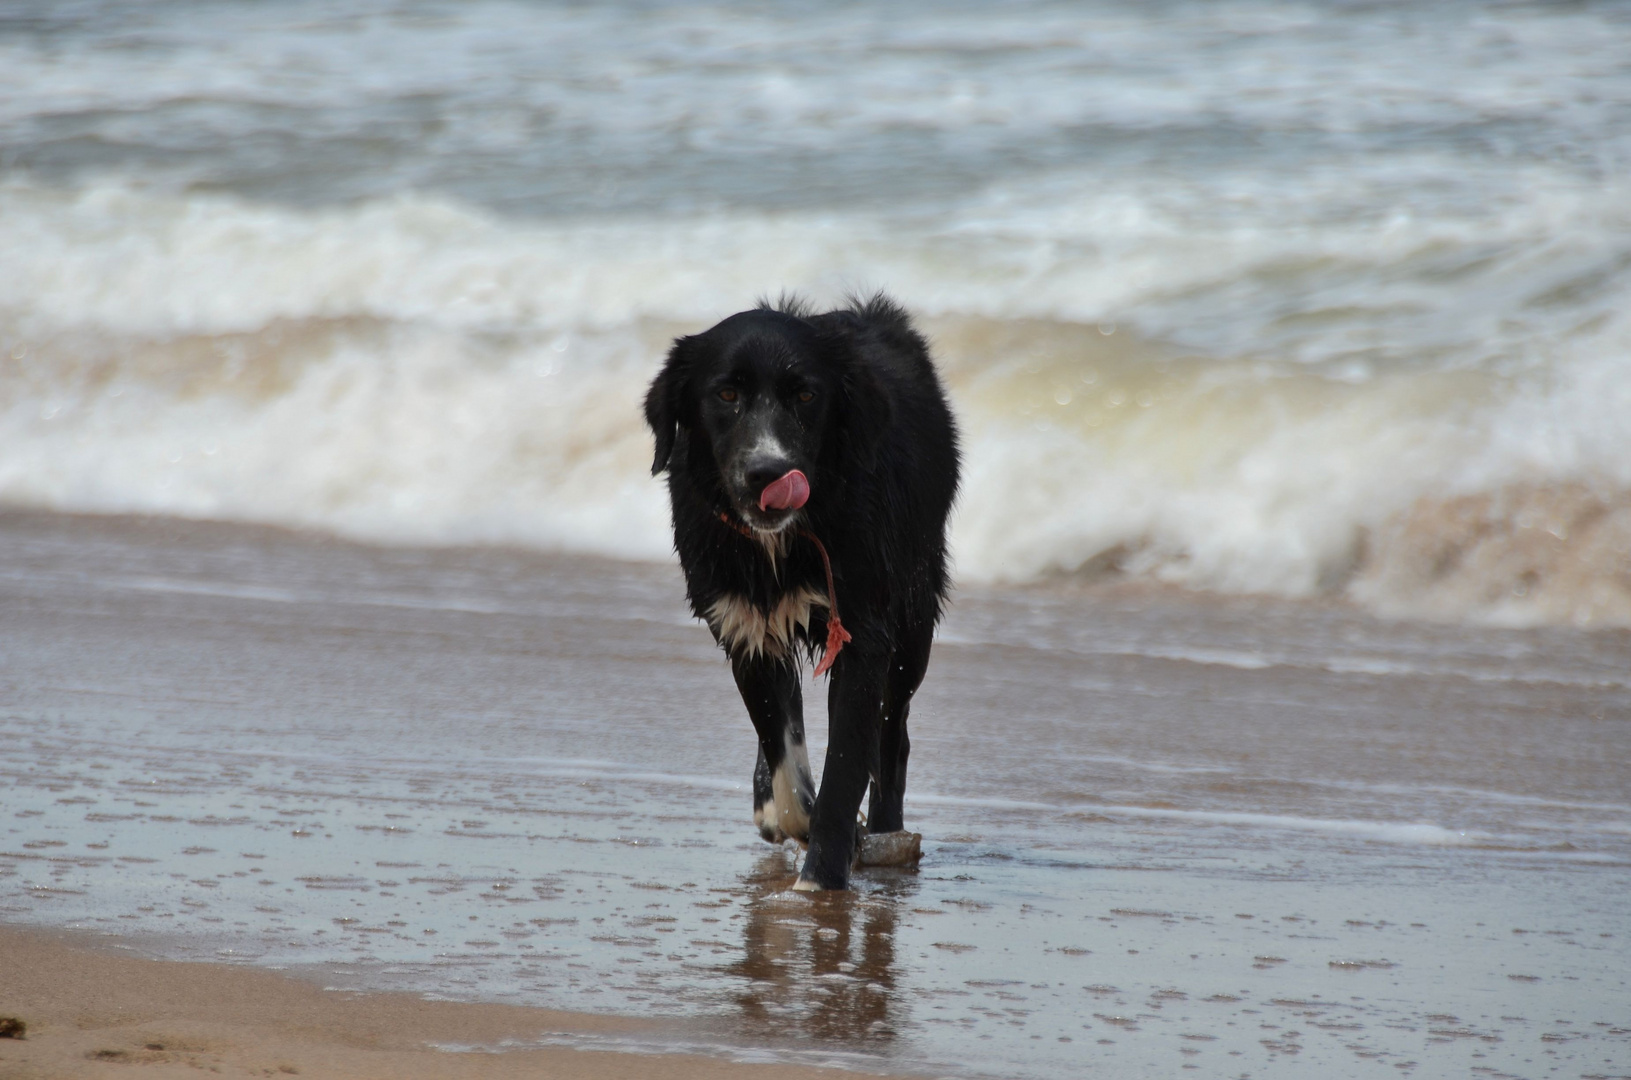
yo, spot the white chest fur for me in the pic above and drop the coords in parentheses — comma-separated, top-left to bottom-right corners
(706, 586, 829, 660)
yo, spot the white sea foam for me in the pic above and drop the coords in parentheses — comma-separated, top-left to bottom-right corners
(908, 793, 1503, 847)
(3, 181, 1629, 622)
(1088, 807, 1483, 847)
(3, 0, 1629, 625)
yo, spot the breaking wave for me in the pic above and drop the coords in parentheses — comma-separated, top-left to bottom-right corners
(3, 181, 1628, 627)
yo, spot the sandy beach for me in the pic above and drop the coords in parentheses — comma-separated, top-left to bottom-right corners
(4, 509, 1628, 1079)
(0, 924, 893, 1080)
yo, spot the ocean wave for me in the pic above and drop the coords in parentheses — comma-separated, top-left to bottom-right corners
(3, 182, 1629, 627)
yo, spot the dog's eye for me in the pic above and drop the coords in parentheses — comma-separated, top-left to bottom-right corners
(797, 390, 815, 403)
(719, 388, 738, 403)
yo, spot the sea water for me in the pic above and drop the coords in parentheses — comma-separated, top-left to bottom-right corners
(3, 0, 1631, 623)
(2, 513, 1628, 1078)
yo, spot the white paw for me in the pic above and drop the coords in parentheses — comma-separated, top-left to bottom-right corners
(753, 800, 785, 843)
(771, 735, 814, 841)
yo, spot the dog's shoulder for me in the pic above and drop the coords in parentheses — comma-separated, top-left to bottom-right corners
(808, 296, 928, 374)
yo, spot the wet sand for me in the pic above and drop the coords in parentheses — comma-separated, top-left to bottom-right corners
(3, 509, 1629, 1079)
(0, 924, 889, 1079)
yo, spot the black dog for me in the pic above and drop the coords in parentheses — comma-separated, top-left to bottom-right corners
(644, 295, 960, 891)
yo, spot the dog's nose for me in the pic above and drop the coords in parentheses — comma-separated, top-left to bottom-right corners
(745, 461, 794, 493)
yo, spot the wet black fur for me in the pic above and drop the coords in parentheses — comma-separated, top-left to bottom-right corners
(644, 294, 960, 889)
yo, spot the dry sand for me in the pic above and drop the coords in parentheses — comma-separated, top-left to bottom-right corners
(0, 925, 893, 1080)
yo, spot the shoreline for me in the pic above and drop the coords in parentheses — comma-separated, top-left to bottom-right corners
(4, 507, 1627, 1080)
(0, 923, 902, 1080)
(5, 493, 1631, 632)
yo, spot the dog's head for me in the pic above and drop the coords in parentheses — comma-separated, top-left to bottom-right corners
(645, 306, 886, 533)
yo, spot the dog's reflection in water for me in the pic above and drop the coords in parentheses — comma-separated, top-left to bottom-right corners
(724, 849, 915, 1045)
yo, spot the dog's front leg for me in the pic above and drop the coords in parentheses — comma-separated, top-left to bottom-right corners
(794, 650, 886, 891)
(731, 654, 814, 845)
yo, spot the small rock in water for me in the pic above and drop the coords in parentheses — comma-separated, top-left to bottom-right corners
(0, 1017, 26, 1039)
(857, 831, 922, 866)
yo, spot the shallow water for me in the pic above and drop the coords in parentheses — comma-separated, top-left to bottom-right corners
(4, 511, 1628, 1078)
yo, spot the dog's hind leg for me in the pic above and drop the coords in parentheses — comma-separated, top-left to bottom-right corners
(867, 619, 934, 835)
(733, 654, 815, 845)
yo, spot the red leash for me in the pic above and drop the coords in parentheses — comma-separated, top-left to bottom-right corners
(718, 511, 852, 676)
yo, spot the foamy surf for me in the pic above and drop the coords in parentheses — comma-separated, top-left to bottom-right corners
(910, 795, 1485, 849)
(4, 182, 1629, 625)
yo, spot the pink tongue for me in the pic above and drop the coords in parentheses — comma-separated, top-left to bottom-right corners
(758, 469, 810, 511)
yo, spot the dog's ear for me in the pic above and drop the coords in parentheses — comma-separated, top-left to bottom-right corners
(645, 336, 697, 476)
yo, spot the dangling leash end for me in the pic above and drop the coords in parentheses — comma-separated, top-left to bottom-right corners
(812, 615, 851, 678)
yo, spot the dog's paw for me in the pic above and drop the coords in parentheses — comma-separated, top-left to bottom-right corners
(771, 760, 814, 844)
(857, 830, 922, 867)
(753, 801, 786, 844)
(782, 802, 815, 848)
(791, 859, 852, 891)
